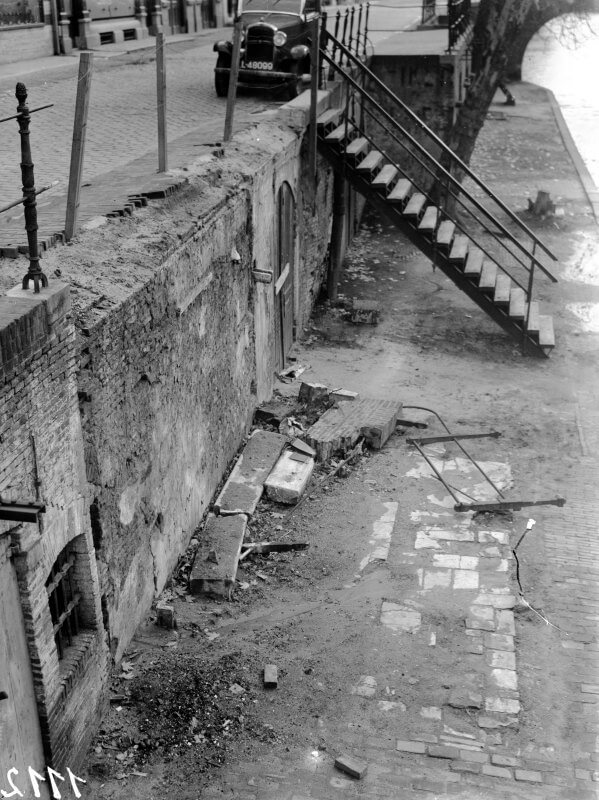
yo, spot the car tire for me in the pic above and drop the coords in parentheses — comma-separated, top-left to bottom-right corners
(215, 56, 230, 97)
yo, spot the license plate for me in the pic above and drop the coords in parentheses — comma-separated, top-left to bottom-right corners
(246, 61, 273, 70)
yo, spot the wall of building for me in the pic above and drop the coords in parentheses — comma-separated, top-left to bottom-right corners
(0, 24, 54, 64)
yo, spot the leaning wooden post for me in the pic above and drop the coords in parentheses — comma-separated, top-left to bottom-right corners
(309, 13, 320, 179)
(65, 52, 93, 241)
(16, 83, 47, 292)
(223, 15, 243, 142)
(156, 32, 168, 172)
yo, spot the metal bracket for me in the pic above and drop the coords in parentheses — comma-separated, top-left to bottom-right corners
(455, 497, 566, 513)
(408, 431, 501, 445)
(0, 500, 46, 523)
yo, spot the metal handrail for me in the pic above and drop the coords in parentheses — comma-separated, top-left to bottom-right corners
(321, 29, 559, 272)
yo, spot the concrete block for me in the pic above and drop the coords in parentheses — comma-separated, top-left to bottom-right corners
(486, 650, 516, 670)
(277, 88, 330, 129)
(263, 664, 278, 688)
(264, 449, 314, 504)
(214, 429, 287, 515)
(189, 514, 247, 598)
(334, 754, 368, 779)
(155, 601, 176, 629)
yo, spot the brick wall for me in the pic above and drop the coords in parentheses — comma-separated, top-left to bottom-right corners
(0, 26, 54, 65)
(0, 283, 108, 772)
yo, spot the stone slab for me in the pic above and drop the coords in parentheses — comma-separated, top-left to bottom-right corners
(264, 449, 315, 504)
(334, 754, 368, 779)
(214, 429, 288, 515)
(189, 514, 247, 598)
(306, 397, 403, 461)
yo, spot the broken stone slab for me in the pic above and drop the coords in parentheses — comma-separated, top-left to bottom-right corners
(298, 381, 328, 404)
(254, 400, 296, 426)
(329, 388, 359, 402)
(306, 397, 403, 461)
(189, 514, 247, 599)
(290, 437, 316, 458)
(448, 689, 483, 710)
(334, 754, 368, 779)
(156, 601, 176, 629)
(214, 429, 287, 515)
(264, 449, 315, 504)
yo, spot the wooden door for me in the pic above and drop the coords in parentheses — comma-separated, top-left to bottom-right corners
(274, 182, 295, 370)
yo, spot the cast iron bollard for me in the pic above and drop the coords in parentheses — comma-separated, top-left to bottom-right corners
(15, 82, 48, 293)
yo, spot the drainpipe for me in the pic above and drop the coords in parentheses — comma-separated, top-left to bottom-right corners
(327, 169, 347, 302)
(49, 0, 61, 54)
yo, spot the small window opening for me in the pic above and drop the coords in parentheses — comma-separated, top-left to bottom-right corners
(45, 545, 83, 660)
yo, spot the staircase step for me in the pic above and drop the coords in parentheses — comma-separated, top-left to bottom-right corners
(494, 273, 511, 305)
(388, 178, 412, 205)
(436, 220, 455, 249)
(478, 260, 497, 291)
(449, 234, 469, 264)
(356, 150, 383, 175)
(371, 165, 399, 191)
(403, 193, 427, 219)
(325, 122, 356, 145)
(317, 108, 342, 132)
(525, 302, 540, 333)
(418, 206, 438, 234)
(463, 248, 483, 277)
(538, 315, 555, 347)
(345, 136, 369, 160)
(509, 288, 526, 319)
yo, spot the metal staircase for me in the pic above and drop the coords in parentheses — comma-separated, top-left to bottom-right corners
(315, 29, 559, 357)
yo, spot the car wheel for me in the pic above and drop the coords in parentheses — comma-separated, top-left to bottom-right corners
(215, 55, 230, 97)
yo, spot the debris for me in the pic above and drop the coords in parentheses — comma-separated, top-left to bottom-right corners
(290, 437, 316, 458)
(263, 664, 278, 689)
(349, 299, 380, 325)
(156, 601, 176, 630)
(229, 684, 245, 694)
(298, 381, 329, 404)
(255, 571, 269, 581)
(528, 190, 555, 217)
(329, 388, 359, 402)
(189, 514, 247, 599)
(240, 541, 309, 560)
(265, 449, 315, 504)
(278, 364, 308, 382)
(254, 401, 295, 426)
(206, 549, 219, 564)
(334, 754, 368, 779)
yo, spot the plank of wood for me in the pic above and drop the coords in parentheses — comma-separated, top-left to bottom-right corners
(478, 260, 497, 291)
(388, 178, 412, 204)
(371, 165, 399, 189)
(525, 301, 540, 333)
(345, 136, 368, 159)
(418, 206, 438, 234)
(449, 234, 469, 264)
(494, 273, 511, 305)
(357, 151, 383, 173)
(508, 287, 525, 319)
(538, 315, 555, 347)
(436, 220, 455, 248)
(325, 122, 356, 144)
(463, 248, 483, 277)
(65, 52, 94, 241)
(403, 193, 426, 218)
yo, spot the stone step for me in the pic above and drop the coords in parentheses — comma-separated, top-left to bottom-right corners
(356, 150, 383, 176)
(449, 234, 469, 264)
(317, 107, 342, 133)
(265, 449, 315, 504)
(388, 178, 412, 205)
(345, 136, 369, 161)
(306, 397, 403, 461)
(494, 273, 511, 305)
(189, 514, 247, 598)
(478, 260, 497, 291)
(371, 164, 399, 192)
(436, 219, 455, 249)
(463, 248, 483, 278)
(325, 122, 356, 145)
(403, 193, 426, 219)
(509, 287, 525, 320)
(214, 429, 287, 515)
(418, 206, 438, 235)
(538, 315, 555, 347)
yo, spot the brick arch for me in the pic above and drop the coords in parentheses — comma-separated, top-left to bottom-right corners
(506, 0, 596, 80)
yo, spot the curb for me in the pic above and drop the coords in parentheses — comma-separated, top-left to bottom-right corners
(545, 87, 599, 225)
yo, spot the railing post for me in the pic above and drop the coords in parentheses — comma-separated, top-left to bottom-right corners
(340, 9, 349, 64)
(309, 14, 320, 179)
(363, 2, 370, 57)
(348, 6, 355, 60)
(524, 242, 537, 337)
(223, 14, 243, 142)
(330, 10, 341, 78)
(15, 83, 47, 293)
(355, 3, 363, 58)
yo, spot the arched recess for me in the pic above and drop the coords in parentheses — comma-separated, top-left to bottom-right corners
(274, 181, 296, 370)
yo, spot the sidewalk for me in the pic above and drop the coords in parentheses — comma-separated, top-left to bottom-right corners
(80, 82, 599, 800)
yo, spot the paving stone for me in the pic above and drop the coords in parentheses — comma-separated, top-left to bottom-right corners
(469, 604, 495, 621)
(454, 570, 479, 589)
(581, 684, 599, 694)
(496, 610, 516, 635)
(514, 769, 543, 783)
(189, 514, 247, 598)
(491, 668, 518, 691)
(264, 449, 315, 504)
(380, 602, 421, 632)
(484, 633, 515, 651)
(478, 531, 509, 545)
(214, 430, 287, 514)
(575, 769, 592, 780)
(396, 740, 426, 754)
(420, 706, 442, 720)
(428, 744, 460, 759)
(450, 760, 482, 773)
(306, 397, 402, 460)
(459, 750, 489, 763)
(423, 569, 452, 589)
(486, 697, 520, 714)
(460, 556, 479, 570)
(448, 689, 483, 709)
(466, 617, 496, 631)
(487, 650, 516, 670)
(433, 553, 460, 568)
(482, 764, 512, 778)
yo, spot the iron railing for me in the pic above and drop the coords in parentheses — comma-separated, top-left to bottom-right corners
(447, 0, 470, 50)
(317, 28, 557, 313)
(322, 2, 370, 73)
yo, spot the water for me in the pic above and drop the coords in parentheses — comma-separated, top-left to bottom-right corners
(522, 12, 599, 188)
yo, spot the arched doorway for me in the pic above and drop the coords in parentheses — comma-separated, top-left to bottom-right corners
(274, 181, 296, 370)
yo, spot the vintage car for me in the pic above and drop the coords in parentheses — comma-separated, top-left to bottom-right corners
(213, 0, 317, 100)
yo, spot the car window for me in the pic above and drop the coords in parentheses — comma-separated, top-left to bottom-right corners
(242, 0, 302, 12)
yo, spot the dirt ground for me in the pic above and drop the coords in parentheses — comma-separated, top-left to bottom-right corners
(83, 82, 599, 799)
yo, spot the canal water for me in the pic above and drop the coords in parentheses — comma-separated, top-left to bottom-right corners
(522, 12, 599, 188)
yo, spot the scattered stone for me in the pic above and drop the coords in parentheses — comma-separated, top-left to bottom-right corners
(189, 514, 247, 599)
(298, 381, 329, 404)
(421, 706, 442, 720)
(156, 602, 176, 629)
(334, 754, 368, 779)
(254, 400, 295, 426)
(263, 664, 278, 689)
(329, 388, 359, 402)
(351, 675, 377, 697)
(485, 697, 520, 714)
(264, 449, 315, 504)
(290, 437, 316, 458)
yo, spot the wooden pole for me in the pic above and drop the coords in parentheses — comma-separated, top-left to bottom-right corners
(156, 32, 168, 172)
(223, 17, 243, 143)
(65, 53, 93, 242)
(309, 15, 320, 178)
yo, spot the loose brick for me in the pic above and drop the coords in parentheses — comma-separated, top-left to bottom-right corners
(263, 664, 278, 688)
(334, 754, 368, 779)
(514, 769, 543, 783)
(396, 740, 426, 754)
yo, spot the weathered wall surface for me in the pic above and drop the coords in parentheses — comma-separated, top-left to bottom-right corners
(0, 284, 108, 771)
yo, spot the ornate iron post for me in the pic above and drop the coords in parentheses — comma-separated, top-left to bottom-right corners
(15, 83, 48, 293)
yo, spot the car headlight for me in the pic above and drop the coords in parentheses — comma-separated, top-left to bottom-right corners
(273, 30, 287, 47)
